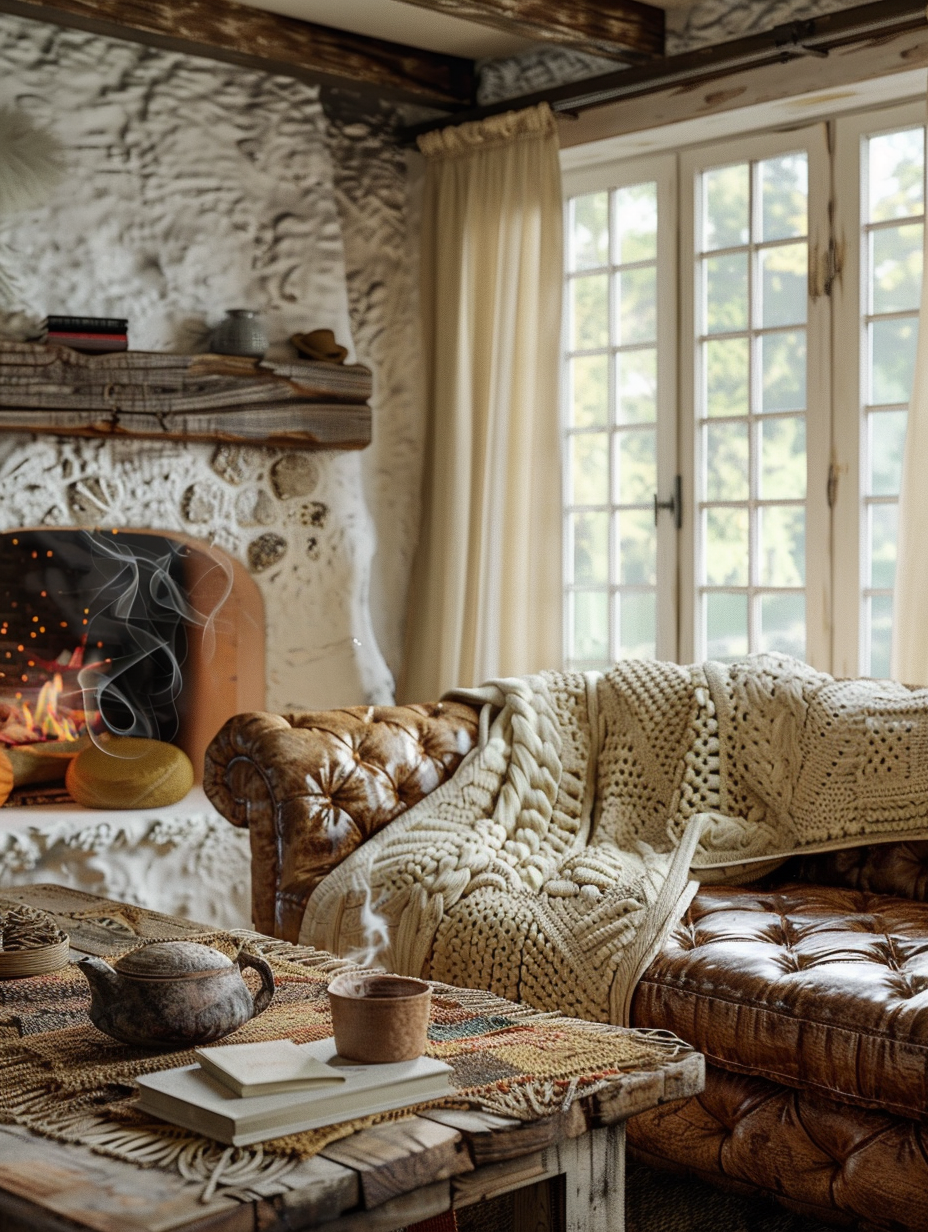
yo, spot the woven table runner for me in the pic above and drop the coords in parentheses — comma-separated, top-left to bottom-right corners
(0, 930, 682, 1201)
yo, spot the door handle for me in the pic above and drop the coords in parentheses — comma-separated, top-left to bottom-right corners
(653, 475, 682, 530)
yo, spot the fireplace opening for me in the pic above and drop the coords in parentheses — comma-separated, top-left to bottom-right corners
(0, 528, 265, 803)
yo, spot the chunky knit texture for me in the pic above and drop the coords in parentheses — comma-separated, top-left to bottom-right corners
(302, 655, 928, 1025)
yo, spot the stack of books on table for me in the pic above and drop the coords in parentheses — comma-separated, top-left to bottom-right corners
(135, 1037, 453, 1147)
(36, 316, 129, 353)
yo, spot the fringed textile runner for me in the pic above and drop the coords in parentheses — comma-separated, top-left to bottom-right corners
(0, 930, 679, 1203)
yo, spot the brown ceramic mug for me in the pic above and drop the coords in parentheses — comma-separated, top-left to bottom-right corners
(327, 973, 431, 1063)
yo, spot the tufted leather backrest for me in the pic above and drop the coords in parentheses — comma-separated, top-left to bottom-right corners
(204, 702, 480, 939)
(781, 841, 928, 903)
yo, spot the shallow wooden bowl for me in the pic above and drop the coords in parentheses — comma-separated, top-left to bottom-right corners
(0, 937, 70, 978)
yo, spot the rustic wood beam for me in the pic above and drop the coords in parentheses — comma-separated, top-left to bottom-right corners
(396, 0, 664, 62)
(0, 0, 475, 107)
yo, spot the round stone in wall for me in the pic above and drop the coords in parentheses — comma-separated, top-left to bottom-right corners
(181, 483, 216, 524)
(270, 454, 320, 500)
(235, 487, 276, 527)
(247, 532, 287, 573)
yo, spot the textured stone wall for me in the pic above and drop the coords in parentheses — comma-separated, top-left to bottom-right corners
(0, 13, 424, 709)
(478, 0, 869, 104)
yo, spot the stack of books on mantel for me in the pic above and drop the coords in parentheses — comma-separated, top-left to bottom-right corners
(134, 1037, 453, 1146)
(34, 316, 129, 353)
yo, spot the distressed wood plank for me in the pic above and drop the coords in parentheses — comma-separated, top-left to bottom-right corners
(0, 1125, 251, 1232)
(397, 0, 663, 62)
(421, 1108, 564, 1165)
(315, 1179, 451, 1232)
(452, 1149, 557, 1209)
(592, 1052, 704, 1126)
(320, 1117, 473, 1209)
(560, 1127, 624, 1232)
(0, 0, 474, 106)
(560, 19, 928, 150)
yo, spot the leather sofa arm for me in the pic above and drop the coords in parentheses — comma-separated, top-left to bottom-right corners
(204, 702, 480, 940)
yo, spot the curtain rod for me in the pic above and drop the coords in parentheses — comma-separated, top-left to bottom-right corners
(400, 0, 928, 145)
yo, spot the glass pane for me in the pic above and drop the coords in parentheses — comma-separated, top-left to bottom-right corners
(759, 243, 808, 328)
(704, 253, 749, 333)
(705, 421, 749, 501)
(616, 266, 656, 345)
(759, 154, 807, 242)
(705, 592, 748, 661)
(616, 349, 656, 424)
(570, 512, 608, 585)
(571, 275, 609, 350)
(760, 417, 806, 500)
(570, 433, 609, 505)
(869, 409, 907, 497)
(761, 331, 806, 412)
(871, 223, 923, 315)
(570, 192, 609, 271)
(759, 506, 805, 586)
(617, 591, 656, 659)
(759, 592, 805, 658)
(615, 429, 656, 505)
(868, 594, 894, 679)
(569, 355, 609, 428)
(868, 128, 925, 223)
(870, 317, 918, 405)
(617, 509, 656, 585)
(705, 507, 749, 585)
(703, 164, 749, 251)
(571, 591, 609, 662)
(615, 183, 657, 264)
(869, 503, 898, 589)
(704, 337, 749, 418)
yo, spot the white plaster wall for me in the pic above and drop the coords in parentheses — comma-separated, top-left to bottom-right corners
(0, 12, 426, 709)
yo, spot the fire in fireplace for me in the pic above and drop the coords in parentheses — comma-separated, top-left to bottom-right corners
(0, 528, 265, 797)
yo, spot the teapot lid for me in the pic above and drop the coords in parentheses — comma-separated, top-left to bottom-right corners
(114, 941, 235, 979)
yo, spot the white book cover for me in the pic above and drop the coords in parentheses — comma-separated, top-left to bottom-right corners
(135, 1037, 454, 1147)
(195, 1038, 347, 1097)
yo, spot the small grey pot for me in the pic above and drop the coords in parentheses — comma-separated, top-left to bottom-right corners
(211, 309, 269, 359)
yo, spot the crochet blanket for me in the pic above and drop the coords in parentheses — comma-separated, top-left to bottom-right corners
(303, 655, 928, 1024)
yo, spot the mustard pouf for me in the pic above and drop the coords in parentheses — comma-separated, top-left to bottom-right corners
(66, 736, 194, 809)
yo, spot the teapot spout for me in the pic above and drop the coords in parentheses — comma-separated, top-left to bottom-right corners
(77, 955, 121, 997)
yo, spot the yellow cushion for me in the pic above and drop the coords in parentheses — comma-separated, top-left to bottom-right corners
(66, 737, 194, 809)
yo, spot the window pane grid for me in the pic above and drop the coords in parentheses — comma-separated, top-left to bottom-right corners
(565, 183, 661, 669)
(858, 125, 925, 675)
(696, 152, 809, 661)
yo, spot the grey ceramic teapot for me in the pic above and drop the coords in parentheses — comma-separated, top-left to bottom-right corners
(78, 941, 275, 1048)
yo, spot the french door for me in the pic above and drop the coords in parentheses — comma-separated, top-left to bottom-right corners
(562, 101, 925, 678)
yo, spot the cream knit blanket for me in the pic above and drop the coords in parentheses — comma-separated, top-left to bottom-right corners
(302, 655, 928, 1024)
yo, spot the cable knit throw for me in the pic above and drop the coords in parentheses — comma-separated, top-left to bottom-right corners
(303, 655, 928, 1024)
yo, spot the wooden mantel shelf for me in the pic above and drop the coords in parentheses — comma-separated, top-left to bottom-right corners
(0, 342, 372, 450)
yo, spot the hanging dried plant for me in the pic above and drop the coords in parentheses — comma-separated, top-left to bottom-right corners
(0, 107, 63, 216)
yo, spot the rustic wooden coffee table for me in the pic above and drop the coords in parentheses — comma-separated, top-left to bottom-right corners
(0, 885, 704, 1232)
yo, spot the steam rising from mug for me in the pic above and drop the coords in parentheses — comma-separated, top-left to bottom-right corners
(76, 532, 232, 750)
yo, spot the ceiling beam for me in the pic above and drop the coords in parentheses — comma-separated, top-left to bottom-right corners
(396, 0, 664, 63)
(0, 0, 475, 108)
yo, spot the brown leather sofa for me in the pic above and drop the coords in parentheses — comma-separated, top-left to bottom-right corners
(205, 703, 928, 1231)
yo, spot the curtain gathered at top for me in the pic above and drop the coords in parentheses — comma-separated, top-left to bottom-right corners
(400, 103, 564, 701)
(893, 128, 928, 685)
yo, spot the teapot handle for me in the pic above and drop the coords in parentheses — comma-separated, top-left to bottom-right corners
(237, 951, 275, 1016)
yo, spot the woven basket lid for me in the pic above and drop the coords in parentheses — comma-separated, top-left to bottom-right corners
(114, 941, 233, 979)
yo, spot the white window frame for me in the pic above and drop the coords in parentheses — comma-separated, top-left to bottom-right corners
(831, 100, 926, 677)
(561, 153, 679, 664)
(678, 125, 832, 669)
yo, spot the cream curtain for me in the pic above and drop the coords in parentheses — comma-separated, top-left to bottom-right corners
(400, 103, 564, 701)
(892, 162, 928, 684)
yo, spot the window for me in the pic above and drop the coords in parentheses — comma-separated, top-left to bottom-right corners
(562, 100, 925, 677)
(562, 156, 676, 670)
(833, 105, 925, 678)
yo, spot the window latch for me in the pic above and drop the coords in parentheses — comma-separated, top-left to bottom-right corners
(654, 475, 682, 529)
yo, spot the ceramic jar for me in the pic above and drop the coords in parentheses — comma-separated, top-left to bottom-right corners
(211, 309, 269, 359)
